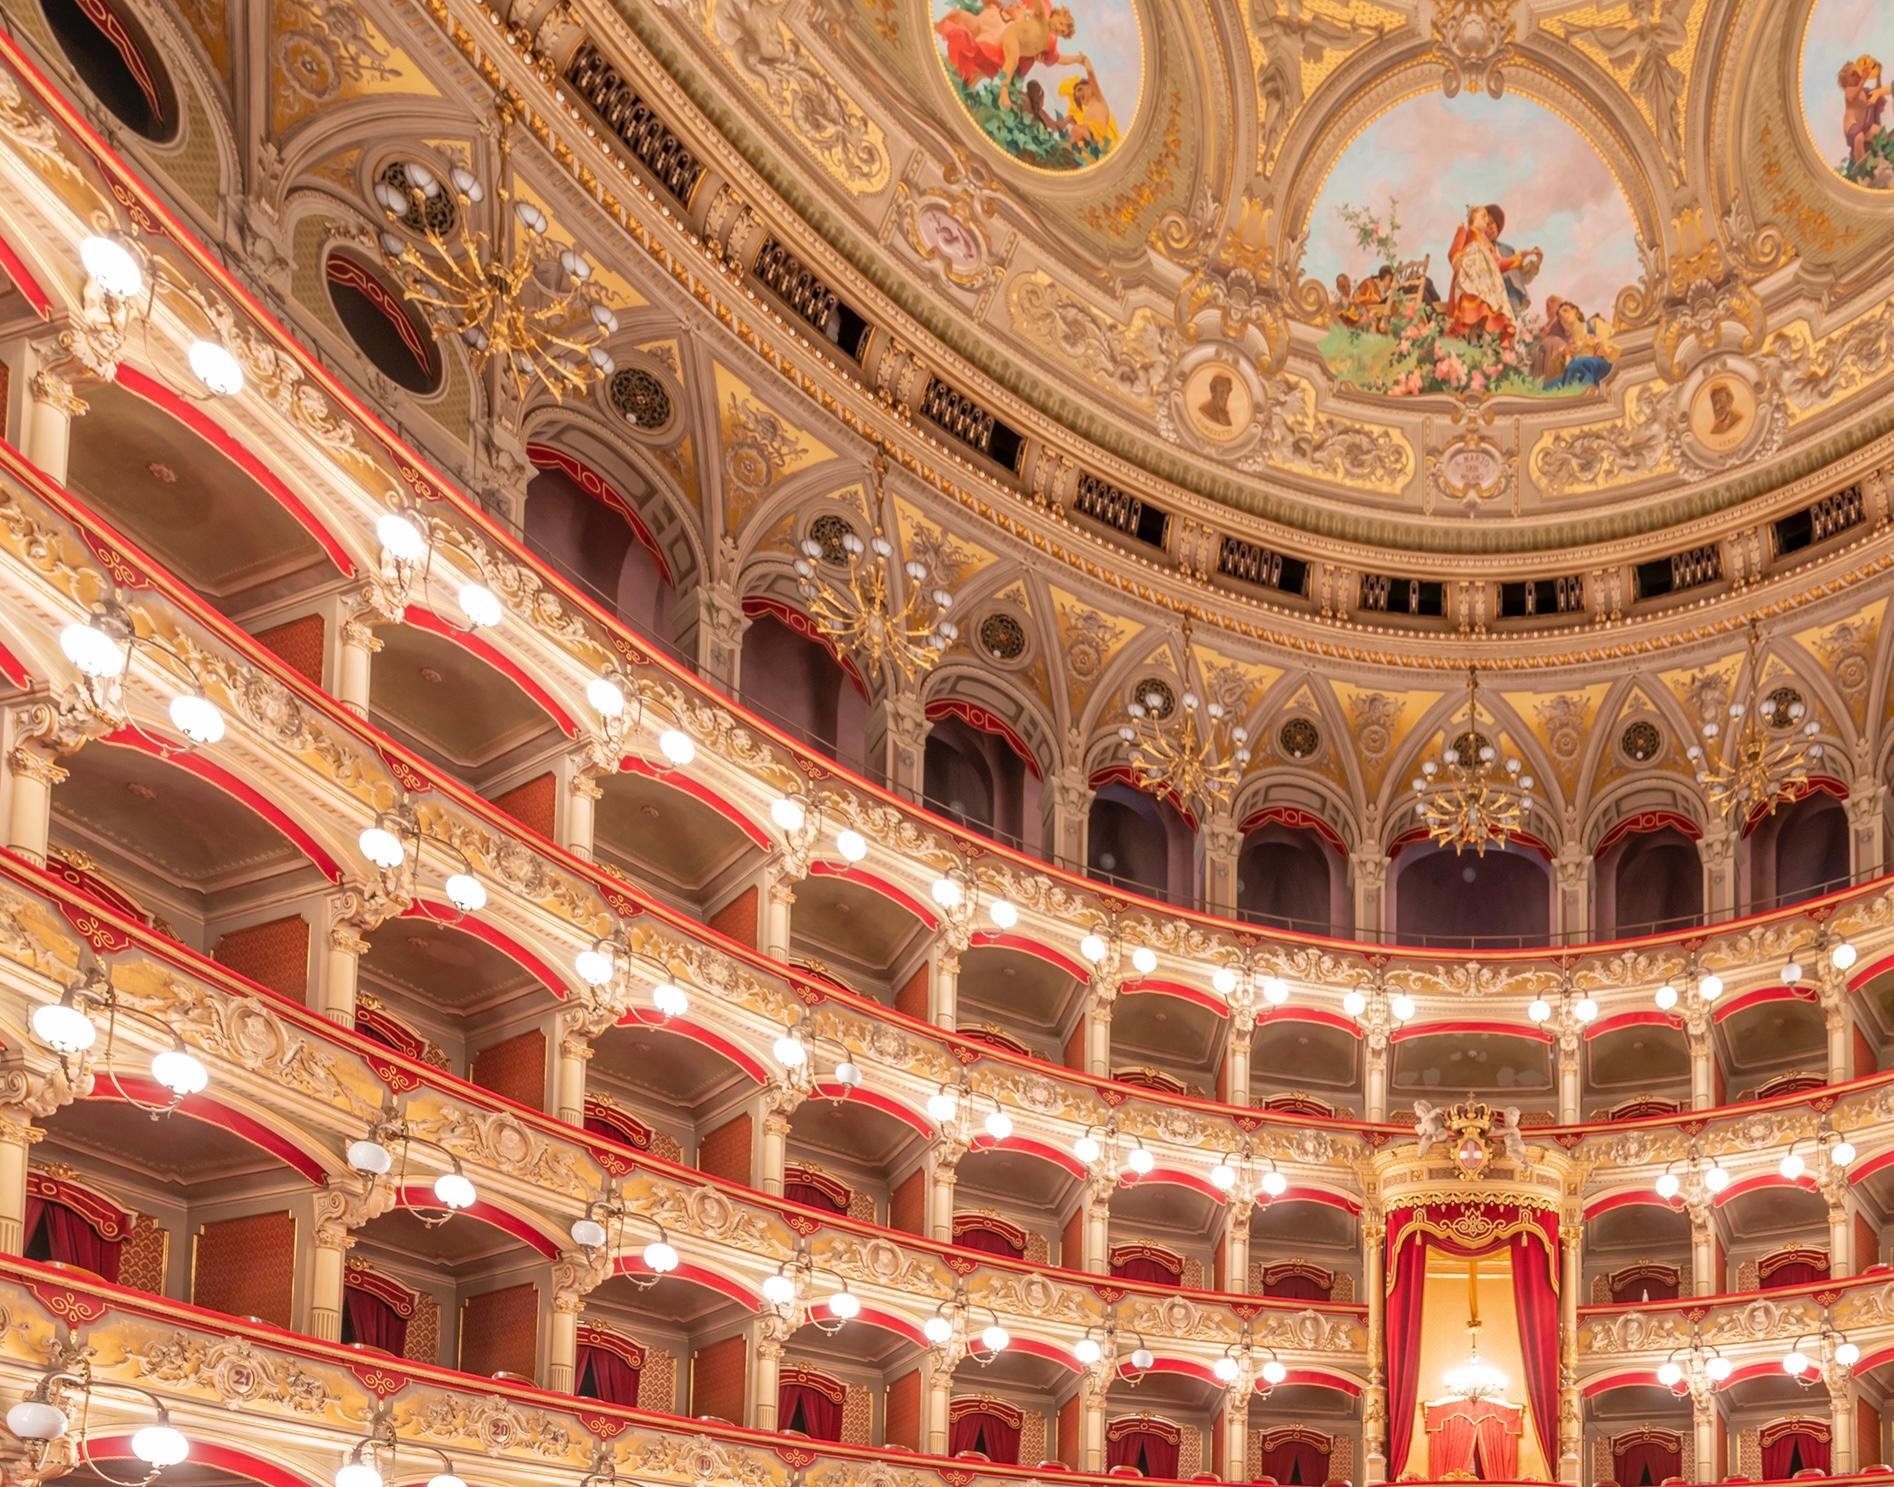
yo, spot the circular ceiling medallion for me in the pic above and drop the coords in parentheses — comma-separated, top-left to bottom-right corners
(808, 513, 856, 564)
(978, 611, 1027, 660)
(608, 368, 672, 430)
(1131, 676, 1175, 720)
(1449, 730, 1492, 767)
(930, 0, 1144, 172)
(376, 160, 457, 235)
(1620, 719, 1662, 762)
(1278, 717, 1321, 759)
(1765, 686, 1806, 729)
(1800, 4, 1894, 191)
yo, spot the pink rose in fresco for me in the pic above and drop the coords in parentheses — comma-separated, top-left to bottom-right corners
(1469, 370, 1487, 395)
(1502, 346, 1519, 366)
(1396, 371, 1423, 395)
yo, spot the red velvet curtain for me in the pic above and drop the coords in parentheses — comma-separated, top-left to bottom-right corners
(1112, 1256, 1179, 1285)
(950, 1410, 1023, 1462)
(782, 1180, 847, 1214)
(1256, 1437, 1329, 1484)
(779, 1382, 844, 1440)
(1384, 1221, 1430, 1478)
(1510, 1226, 1560, 1472)
(26, 1198, 121, 1282)
(1615, 1440, 1683, 1485)
(1106, 1429, 1180, 1478)
(342, 1283, 408, 1355)
(1762, 1430, 1830, 1479)
(1263, 1274, 1330, 1301)
(1611, 1275, 1678, 1303)
(1426, 1406, 1483, 1477)
(578, 1344, 641, 1405)
(1475, 1403, 1521, 1480)
(956, 1225, 1024, 1258)
(1762, 1260, 1824, 1289)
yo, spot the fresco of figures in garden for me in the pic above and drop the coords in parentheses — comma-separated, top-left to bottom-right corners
(1803, 0, 1893, 189)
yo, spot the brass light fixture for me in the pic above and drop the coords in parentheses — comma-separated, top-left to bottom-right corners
(1442, 1258, 1508, 1403)
(793, 454, 958, 686)
(1687, 621, 1824, 821)
(1412, 667, 1533, 855)
(373, 102, 620, 404)
(1116, 622, 1251, 816)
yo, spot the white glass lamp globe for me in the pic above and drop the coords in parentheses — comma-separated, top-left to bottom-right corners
(1212, 967, 1239, 996)
(1209, 1162, 1236, 1192)
(1260, 1170, 1289, 1198)
(1654, 984, 1679, 1010)
(657, 729, 695, 766)
(1780, 961, 1803, 986)
(762, 1273, 797, 1306)
(1129, 1347, 1155, 1372)
(6, 1399, 68, 1441)
(1837, 1341, 1861, 1368)
(926, 1091, 959, 1124)
(30, 1001, 95, 1056)
(1779, 1151, 1806, 1180)
(151, 1049, 208, 1097)
(1073, 1337, 1103, 1366)
(931, 877, 965, 910)
(574, 948, 615, 987)
(771, 797, 807, 832)
(1782, 1351, 1809, 1376)
(168, 693, 225, 745)
(827, 1290, 860, 1320)
(132, 1425, 189, 1468)
(773, 1034, 807, 1067)
(1073, 1134, 1102, 1165)
(923, 1315, 954, 1345)
(458, 582, 502, 629)
(1260, 1359, 1288, 1386)
(1705, 1356, 1733, 1382)
(1698, 974, 1724, 1002)
(1213, 1357, 1240, 1384)
(831, 1059, 863, 1090)
(1654, 1172, 1681, 1199)
(835, 829, 868, 863)
(1656, 1361, 1683, 1387)
(1834, 941, 1859, 971)
(980, 1325, 1010, 1353)
(1262, 977, 1290, 1005)
(60, 620, 125, 678)
(586, 676, 626, 718)
(444, 873, 486, 914)
(433, 1170, 476, 1210)
(80, 234, 143, 298)
(652, 982, 690, 1020)
(1832, 1140, 1857, 1167)
(1342, 990, 1368, 1018)
(570, 1217, 608, 1249)
(1125, 1146, 1154, 1176)
(988, 899, 1018, 929)
(643, 1239, 679, 1273)
(375, 513, 426, 563)
(1526, 998, 1551, 1024)
(1703, 1164, 1731, 1192)
(1390, 994, 1417, 1022)
(983, 1110, 1013, 1141)
(1130, 947, 1158, 976)
(1574, 997, 1599, 1022)
(1078, 934, 1108, 964)
(428, 1474, 467, 1487)
(347, 1138, 393, 1175)
(335, 1460, 382, 1487)
(188, 339, 243, 395)
(358, 826, 405, 869)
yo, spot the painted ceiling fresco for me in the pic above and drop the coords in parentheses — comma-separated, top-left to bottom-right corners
(1802, 0, 1894, 190)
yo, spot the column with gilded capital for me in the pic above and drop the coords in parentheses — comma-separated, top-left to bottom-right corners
(932, 946, 960, 1030)
(925, 1144, 961, 1243)
(2, 336, 84, 485)
(1828, 1372, 1857, 1476)
(1221, 1196, 1253, 1294)
(866, 691, 928, 800)
(758, 1087, 801, 1197)
(1556, 1024, 1582, 1125)
(1083, 991, 1114, 1079)
(318, 899, 374, 1028)
(1350, 850, 1388, 940)
(752, 1322, 784, 1431)
(1560, 1219, 1583, 1484)
(1223, 1010, 1254, 1106)
(337, 614, 381, 718)
(4, 742, 65, 867)
(763, 870, 796, 963)
(548, 1247, 609, 1393)
(1697, 825, 1736, 920)
(553, 1007, 597, 1127)
(1688, 1194, 1717, 1296)
(924, 1357, 953, 1455)
(0, 1115, 41, 1255)
(1362, 1201, 1388, 1485)
(1044, 763, 1090, 874)
(564, 765, 603, 863)
(1082, 1175, 1113, 1274)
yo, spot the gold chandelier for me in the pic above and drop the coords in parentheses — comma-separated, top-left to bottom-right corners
(793, 455, 959, 686)
(1411, 667, 1533, 855)
(1687, 621, 1824, 821)
(1116, 623, 1252, 816)
(1442, 1259, 1509, 1404)
(373, 102, 619, 403)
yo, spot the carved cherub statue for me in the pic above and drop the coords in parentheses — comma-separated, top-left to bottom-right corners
(1494, 1105, 1529, 1167)
(1413, 1099, 1450, 1157)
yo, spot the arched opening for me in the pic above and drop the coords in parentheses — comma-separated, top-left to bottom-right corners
(1582, 1387, 1691, 1487)
(42, 0, 177, 140)
(1747, 790, 1850, 912)
(1714, 995, 1828, 1104)
(738, 609, 867, 762)
(788, 868, 935, 1007)
(1580, 1201, 1691, 1303)
(947, 1350, 1073, 1464)
(776, 1314, 919, 1445)
(951, 1144, 1083, 1263)
(923, 712, 1037, 849)
(783, 1094, 928, 1227)
(1106, 1177, 1221, 1290)
(1249, 1196, 1361, 1301)
(1390, 841, 1551, 947)
(522, 458, 674, 643)
(325, 251, 440, 394)
(1718, 1181, 1829, 1295)
(1098, 1369, 1225, 1477)
(579, 1268, 752, 1412)
(588, 1019, 763, 1185)
(954, 942, 1085, 1065)
(1110, 989, 1225, 1100)
(1582, 1022, 1690, 1119)
(1389, 1029, 1555, 1115)
(1600, 826, 1704, 937)
(592, 767, 763, 918)
(1235, 820, 1347, 936)
(1088, 781, 1195, 906)
(1248, 1018, 1360, 1112)
(1248, 1383, 1362, 1485)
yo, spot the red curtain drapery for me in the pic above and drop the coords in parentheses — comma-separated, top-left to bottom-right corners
(1425, 1400, 1523, 1480)
(949, 1409, 1023, 1463)
(342, 1282, 408, 1355)
(1761, 1423, 1831, 1480)
(1107, 1419, 1181, 1478)
(1614, 1435, 1683, 1486)
(1759, 1250, 1828, 1290)
(1385, 1200, 1560, 1479)
(577, 1344, 641, 1405)
(24, 1197, 122, 1282)
(954, 1219, 1026, 1258)
(1262, 1272, 1331, 1301)
(1112, 1256, 1177, 1284)
(782, 1179, 848, 1214)
(779, 1373, 845, 1441)
(1256, 1430, 1330, 1484)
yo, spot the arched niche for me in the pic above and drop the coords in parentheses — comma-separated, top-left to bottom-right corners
(1086, 777, 1197, 906)
(1746, 787, 1851, 912)
(523, 453, 675, 644)
(737, 602, 868, 764)
(1598, 824, 1704, 938)
(922, 706, 1043, 852)
(1389, 839, 1551, 947)
(1234, 812, 1349, 936)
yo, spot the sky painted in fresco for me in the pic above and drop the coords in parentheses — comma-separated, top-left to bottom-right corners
(1304, 92, 1642, 324)
(1801, 0, 1890, 167)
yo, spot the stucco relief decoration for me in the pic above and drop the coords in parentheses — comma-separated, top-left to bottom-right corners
(1801, 0, 1894, 190)
(273, 0, 399, 130)
(1433, 0, 1515, 98)
(892, 152, 1009, 293)
(931, 0, 1144, 169)
(1426, 426, 1512, 512)
(1006, 272, 1181, 408)
(1252, 1, 1390, 172)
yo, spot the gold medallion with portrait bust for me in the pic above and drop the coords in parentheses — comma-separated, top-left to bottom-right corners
(1688, 374, 1757, 454)
(1180, 362, 1253, 444)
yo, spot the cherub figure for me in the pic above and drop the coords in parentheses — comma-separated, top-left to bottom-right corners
(1413, 1099, 1450, 1158)
(1493, 1106, 1529, 1168)
(1840, 54, 1890, 165)
(1252, 0, 1384, 166)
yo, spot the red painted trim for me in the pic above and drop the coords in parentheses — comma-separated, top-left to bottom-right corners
(617, 1009, 770, 1085)
(1250, 1005, 1363, 1039)
(808, 1084, 932, 1137)
(807, 860, 941, 931)
(92, 1074, 327, 1184)
(393, 1183, 559, 1257)
(1595, 809, 1702, 857)
(1719, 1358, 1805, 1390)
(617, 755, 770, 849)
(1714, 1172, 1820, 1208)
(99, 730, 343, 881)
(85, 1437, 324, 1487)
(1126, 1355, 1220, 1387)
(1088, 764, 1198, 832)
(1851, 1343, 1894, 1378)
(1585, 1010, 1681, 1041)
(1743, 775, 1849, 837)
(1274, 1185, 1362, 1216)
(1389, 823, 1554, 860)
(741, 596, 868, 698)
(113, 366, 354, 577)
(614, 1255, 758, 1310)
(0, 636, 29, 688)
(1121, 977, 1228, 1018)
(1389, 1019, 1552, 1045)
(924, 697, 1043, 780)
(1275, 1367, 1362, 1397)
(402, 901, 569, 1002)
(0, 230, 50, 318)
(1583, 1190, 1687, 1221)
(1581, 1369, 1668, 1399)
(404, 607, 579, 738)
(1005, 1335, 1084, 1373)
(966, 1133, 1089, 1179)
(966, 931, 1092, 982)
(1237, 804, 1347, 856)
(1851, 950, 1894, 993)
(1713, 985, 1809, 1024)
(1121, 1167, 1226, 1204)
(527, 443, 673, 586)
(809, 1301, 926, 1347)
(1850, 1149, 1894, 1187)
